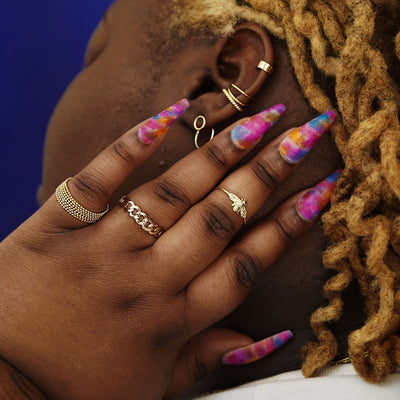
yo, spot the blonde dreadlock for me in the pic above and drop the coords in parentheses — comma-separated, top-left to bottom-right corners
(170, 0, 400, 383)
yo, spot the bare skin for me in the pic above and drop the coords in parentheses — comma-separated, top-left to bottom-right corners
(2, 103, 330, 399)
(0, 0, 364, 398)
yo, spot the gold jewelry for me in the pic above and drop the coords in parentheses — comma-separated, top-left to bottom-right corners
(216, 187, 248, 223)
(55, 178, 109, 224)
(223, 88, 244, 112)
(119, 196, 164, 238)
(194, 115, 215, 149)
(257, 61, 273, 75)
(330, 357, 351, 366)
(231, 83, 254, 101)
(227, 88, 247, 107)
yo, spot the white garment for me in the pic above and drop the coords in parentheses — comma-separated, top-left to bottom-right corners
(194, 364, 400, 399)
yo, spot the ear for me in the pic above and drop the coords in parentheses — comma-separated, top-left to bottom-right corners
(181, 23, 274, 130)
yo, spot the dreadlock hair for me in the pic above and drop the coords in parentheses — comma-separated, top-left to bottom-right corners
(169, 0, 400, 383)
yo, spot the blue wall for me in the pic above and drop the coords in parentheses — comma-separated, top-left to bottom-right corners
(1, 1, 111, 240)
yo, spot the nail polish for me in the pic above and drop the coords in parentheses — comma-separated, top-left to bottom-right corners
(279, 110, 337, 163)
(231, 104, 286, 150)
(296, 170, 342, 222)
(138, 99, 190, 144)
(222, 330, 294, 366)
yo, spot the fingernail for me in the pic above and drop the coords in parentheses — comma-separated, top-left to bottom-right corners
(222, 330, 293, 366)
(296, 169, 342, 222)
(279, 110, 337, 163)
(231, 104, 286, 150)
(138, 99, 190, 144)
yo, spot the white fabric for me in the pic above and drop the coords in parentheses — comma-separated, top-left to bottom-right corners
(194, 364, 400, 399)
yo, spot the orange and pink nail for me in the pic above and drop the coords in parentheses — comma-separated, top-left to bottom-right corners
(222, 330, 294, 366)
(138, 99, 190, 144)
(296, 170, 342, 222)
(279, 110, 337, 163)
(231, 104, 286, 150)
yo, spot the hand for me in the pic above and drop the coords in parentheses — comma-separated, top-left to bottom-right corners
(0, 100, 338, 400)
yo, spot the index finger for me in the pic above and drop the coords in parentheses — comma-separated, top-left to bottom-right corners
(45, 99, 190, 227)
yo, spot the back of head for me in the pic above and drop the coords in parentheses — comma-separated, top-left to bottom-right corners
(169, 0, 400, 383)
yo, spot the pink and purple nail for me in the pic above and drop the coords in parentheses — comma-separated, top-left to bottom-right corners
(222, 330, 294, 366)
(231, 104, 286, 150)
(138, 99, 190, 144)
(279, 110, 337, 163)
(296, 170, 342, 222)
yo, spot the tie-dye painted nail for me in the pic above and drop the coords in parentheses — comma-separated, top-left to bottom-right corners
(222, 330, 294, 366)
(231, 104, 286, 150)
(138, 99, 190, 144)
(296, 170, 342, 222)
(279, 110, 337, 164)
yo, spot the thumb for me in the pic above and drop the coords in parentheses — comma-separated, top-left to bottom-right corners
(164, 328, 253, 400)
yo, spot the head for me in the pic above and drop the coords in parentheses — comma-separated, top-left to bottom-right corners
(40, 0, 400, 385)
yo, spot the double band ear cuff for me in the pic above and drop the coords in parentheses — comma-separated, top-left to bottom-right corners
(223, 83, 253, 112)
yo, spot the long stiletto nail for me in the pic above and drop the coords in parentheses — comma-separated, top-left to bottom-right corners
(222, 330, 293, 366)
(279, 110, 337, 163)
(138, 99, 190, 144)
(296, 170, 342, 222)
(231, 104, 286, 150)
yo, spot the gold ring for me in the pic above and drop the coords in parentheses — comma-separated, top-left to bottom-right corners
(55, 178, 110, 224)
(231, 83, 254, 100)
(216, 187, 248, 223)
(119, 196, 164, 238)
(257, 61, 273, 74)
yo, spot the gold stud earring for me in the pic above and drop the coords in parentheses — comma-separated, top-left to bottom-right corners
(193, 115, 215, 149)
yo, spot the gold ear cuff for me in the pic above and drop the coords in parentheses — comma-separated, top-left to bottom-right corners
(223, 83, 253, 112)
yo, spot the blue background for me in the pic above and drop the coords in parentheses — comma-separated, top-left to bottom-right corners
(1, 1, 111, 240)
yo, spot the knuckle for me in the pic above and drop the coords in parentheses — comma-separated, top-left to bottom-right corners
(232, 251, 259, 289)
(202, 203, 236, 241)
(111, 139, 137, 168)
(193, 353, 208, 381)
(152, 178, 191, 209)
(204, 141, 230, 171)
(272, 215, 297, 245)
(110, 292, 146, 312)
(73, 173, 108, 203)
(149, 325, 183, 351)
(252, 159, 280, 190)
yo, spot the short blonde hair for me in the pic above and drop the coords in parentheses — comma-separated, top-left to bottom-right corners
(170, 0, 400, 383)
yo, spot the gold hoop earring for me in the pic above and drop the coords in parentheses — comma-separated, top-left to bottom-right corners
(194, 115, 215, 149)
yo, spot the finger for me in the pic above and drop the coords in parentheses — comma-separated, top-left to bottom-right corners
(117, 104, 286, 236)
(155, 111, 337, 285)
(45, 99, 189, 228)
(164, 329, 253, 400)
(185, 171, 341, 332)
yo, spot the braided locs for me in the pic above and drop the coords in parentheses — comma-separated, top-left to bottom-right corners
(170, 0, 400, 382)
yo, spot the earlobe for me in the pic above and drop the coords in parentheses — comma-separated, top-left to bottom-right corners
(181, 22, 274, 133)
